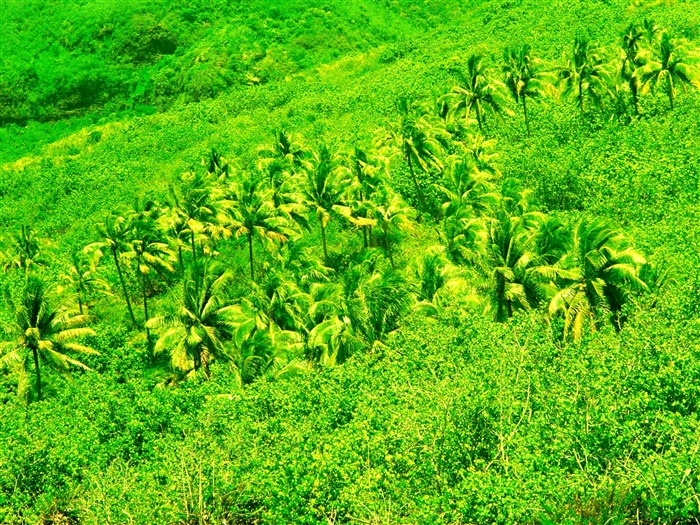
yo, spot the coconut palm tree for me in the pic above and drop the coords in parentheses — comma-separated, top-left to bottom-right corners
(350, 146, 387, 247)
(370, 188, 415, 269)
(558, 38, 608, 118)
(124, 202, 175, 335)
(57, 250, 111, 315)
(385, 97, 444, 207)
(88, 212, 137, 325)
(485, 211, 554, 322)
(549, 218, 648, 340)
(502, 44, 552, 136)
(1, 225, 51, 276)
(0, 275, 97, 401)
(147, 262, 237, 379)
(619, 23, 646, 114)
(301, 143, 351, 261)
(170, 170, 222, 268)
(224, 173, 296, 281)
(445, 54, 505, 132)
(639, 32, 697, 109)
(257, 130, 307, 174)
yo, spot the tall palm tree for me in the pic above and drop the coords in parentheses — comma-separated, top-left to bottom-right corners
(639, 32, 697, 109)
(385, 97, 444, 207)
(147, 263, 237, 379)
(170, 170, 222, 268)
(558, 38, 608, 118)
(301, 143, 351, 261)
(124, 207, 175, 334)
(549, 218, 647, 340)
(0, 275, 97, 401)
(88, 212, 137, 325)
(57, 250, 111, 315)
(370, 188, 415, 269)
(350, 146, 386, 247)
(502, 44, 552, 136)
(224, 173, 295, 281)
(1, 225, 51, 276)
(446, 54, 505, 132)
(620, 23, 645, 114)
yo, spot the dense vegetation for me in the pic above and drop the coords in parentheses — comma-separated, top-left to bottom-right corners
(2, 0, 700, 523)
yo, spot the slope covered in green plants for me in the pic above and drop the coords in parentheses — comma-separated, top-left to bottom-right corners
(1, 0, 700, 523)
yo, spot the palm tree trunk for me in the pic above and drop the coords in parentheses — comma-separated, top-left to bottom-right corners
(190, 231, 197, 269)
(362, 227, 368, 248)
(112, 249, 137, 325)
(475, 104, 484, 131)
(32, 346, 42, 401)
(578, 78, 585, 118)
(668, 81, 674, 109)
(321, 222, 328, 261)
(248, 232, 255, 281)
(383, 223, 395, 269)
(522, 96, 531, 137)
(368, 226, 373, 247)
(141, 272, 150, 341)
(178, 246, 184, 272)
(78, 296, 84, 315)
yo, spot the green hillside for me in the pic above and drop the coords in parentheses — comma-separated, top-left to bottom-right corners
(1, 0, 700, 523)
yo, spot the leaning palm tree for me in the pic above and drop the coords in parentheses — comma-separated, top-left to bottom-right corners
(558, 38, 609, 118)
(223, 173, 296, 281)
(549, 218, 648, 340)
(502, 44, 552, 136)
(88, 212, 137, 325)
(639, 32, 697, 109)
(1, 225, 51, 276)
(0, 275, 97, 401)
(384, 97, 444, 206)
(147, 262, 237, 380)
(445, 54, 506, 132)
(301, 143, 351, 261)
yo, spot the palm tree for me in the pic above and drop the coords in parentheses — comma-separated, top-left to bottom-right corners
(229, 316, 307, 385)
(257, 130, 307, 174)
(370, 188, 415, 269)
(224, 173, 295, 281)
(502, 44, 552, 136)
(1, 225, 51, 275)
(549, 218, 647, 340)
(88, 212, 137, 325)
(558, 38, 608, 118)
(350, 146, 386, 247)
(57, 250, 111, 314)
(170, 170, 222, 268)
(385, 97, 443, 206)
(639, 32, 697, 109)
(485, 211, 553, 322)
(620, 23, 645, 114)
(124, 207, 175, 333)
(147, 262, 237, 379)
(0, 275, 97, 401)
(445, 54, 505, 132)
(301, 143, 351, 261)
(204, 148, 231, 178)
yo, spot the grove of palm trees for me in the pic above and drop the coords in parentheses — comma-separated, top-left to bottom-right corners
(1, 0, 700, 523)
